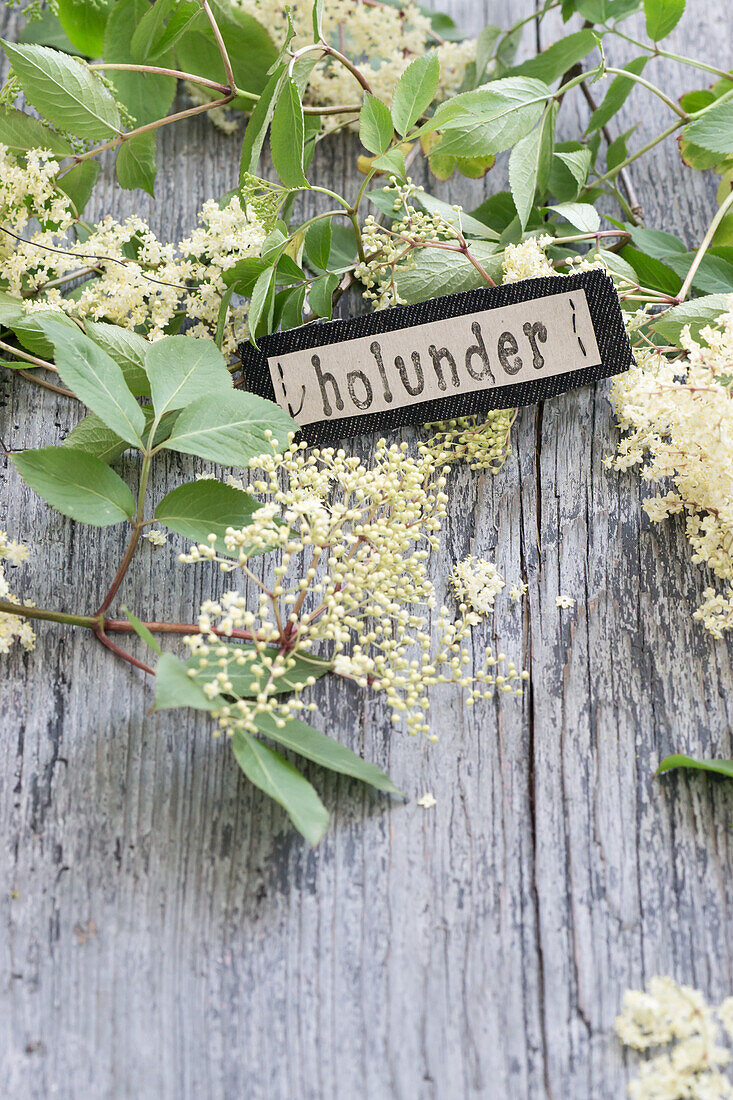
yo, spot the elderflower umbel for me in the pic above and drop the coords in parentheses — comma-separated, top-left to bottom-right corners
(502, 235, 555, 283)
(556, 594, 575, 609)
(179, 437, 526, 738)
(616, 978, 733, 1100)
(143, 528, 168, 548)
(608, 304, 733, 635)
(0, 530, 35, 654)
(451, 556, 505, 615)
(510, 581, 528, 602)
(235, 0, 473, 130)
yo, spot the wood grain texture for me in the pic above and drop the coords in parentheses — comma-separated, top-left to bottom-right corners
(1, 3, 732, 1098)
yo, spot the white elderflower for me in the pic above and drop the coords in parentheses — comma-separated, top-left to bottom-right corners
(510, 581, 528, 602)
(502, 235, 555, 283)
(555, 594, 575, 609)
(450, 556, 505, 615)
(416, 792, 436, 809)
(609, 304, 733, 635)
(180, 438, 527, 738)
(143, 528, 168, 548)
(0, 531, 35, 654)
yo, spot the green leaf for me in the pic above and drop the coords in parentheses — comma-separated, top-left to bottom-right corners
(132, 0, 204, 61)
(231, 730, 329, 845)
(547, 201, 600, 233)
(619, 245, 682, 295)
(240, 64, 286, 179)
(38, 319, 146, 446)
(154, 652, 222, 711)
(248, 264, 277, 342)
(475, 24, 502, 84)
(174, 7, 277, 97)
(359, 94, 394, 155)
(508, 28, 598, 84)
(391, 53, 440, 136)
(304, 218, 332, 270)
(270, 77, 308, 188)
(309, 272, 338, 320)
(279, 283, 306, 332)
(425, 77, 551, 158)
(575, 0, 642, 21)
(11, 446, 135, 526)
(627, 225, 687, 261)
(56, 0, 111, 56)
(255, 711, 403, 795)
(0, 106, 73, 157)
(115, 132, 157, 195)
(55, 160, 100, 218)
(394, 240, 502, 304)
(509, 107, 555, 229)
(160, 390, 297, 466)
(684, 99, 733, 155)
(371, 146, 407, 179)
(18, 7, 81, 53)
(10, 308, 79, 358)
(188, 644, 332, 697)
(651, 294, 732, 342)
(1, 41, 121, 139)
(105, 0, 176, 127)
(146, 334, 233, 418)
(312, 0, 324, 40)
(656, 754, 733, 780)
(120, 605, 162, 655)
(554, 147, 591, 193)
(154, 479, 262, 556)
(62, 411, 130, 464)
(84, 321, 149, 396)
(643, 0, 685, 41)
(587, 56, 647, 132)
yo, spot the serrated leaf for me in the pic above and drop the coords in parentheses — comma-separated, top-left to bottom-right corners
(270, 77, 308, 188)
(619, 245, 682, 295)
(304, 218, 332, 270)
(475, 24, 501, 84)
(587, 56, 647, 132)
(62, 411, 129, 464)
(391, 53, 440, 136)
(84, 321, 149, 396)
(255, 711, 403, 796)
(160, 389, 297, 466)
(1, 40, 121, 139)
(643, 0, 685, 41)
(0, 107, 72, 157)
(509, 107, 555, 229)
(684, 99, 733, 156)
(240, 64, 286, 178)
(309, 272, 338, 319)
(146, 334, 233, 419)
(116, 131, 157, 195)
(394, 240, 502, 304)
(154, 479, 263, 556)
(359, 94, 394, 155)
(38, 318, 146, 446)
(11, 446, 135, 526)
(10, 308, 79, 358)
(231, 730, 329, 845)
(508, 28, 598, 84)
(651, 294, 732, 342)
(656, 754, 733, 780)
(547, 201, 601, 233)
(154, 652, 222, 711)
(425, 77, 551, 158)
(554, 147, 591, 193)
(120, 605, 162, 655)
(248, 265, 276, 343)
(279, 283, 306, 332)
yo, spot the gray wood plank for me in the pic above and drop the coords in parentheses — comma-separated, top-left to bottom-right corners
(1, 3, 732, 1098)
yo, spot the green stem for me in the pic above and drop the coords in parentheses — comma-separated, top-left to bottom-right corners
(677, 187, 733, 303)
(587, 119, 683, 190)
(0, 598, 96, 628)
(608, 27, 733, 81)
(605, 66, 689, 119)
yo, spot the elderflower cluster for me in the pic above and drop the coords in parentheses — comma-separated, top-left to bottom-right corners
(607, 304, 733, 635)
(0, 151, 266, 355)
(424, 408, 517, 471)
(616, 977, 733, 1099)
(354, 178, 466, 309)
(0, 530, 35, 654)
(501, 235, 555, 283)
(451, 556, 505, 614)
(179, 437, 526, 737)
(235, 0, 473, 129)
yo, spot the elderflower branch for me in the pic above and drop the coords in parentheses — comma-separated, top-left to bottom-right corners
(95, 448, 154, 618)
(201, 0, 236, 93)
(61, 95, 236, 170)
(587, 119, 684, 191)
(677, 187, 733, 303)
(88, 62, 240, 98)
(0, 339, 58, 372)
(608, 26, 733, 81)
(15, 369, 76, 398)
(288, 42, 374, 96)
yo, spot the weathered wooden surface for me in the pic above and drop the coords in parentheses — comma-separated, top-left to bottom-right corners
(1, 3, 732, 1097)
